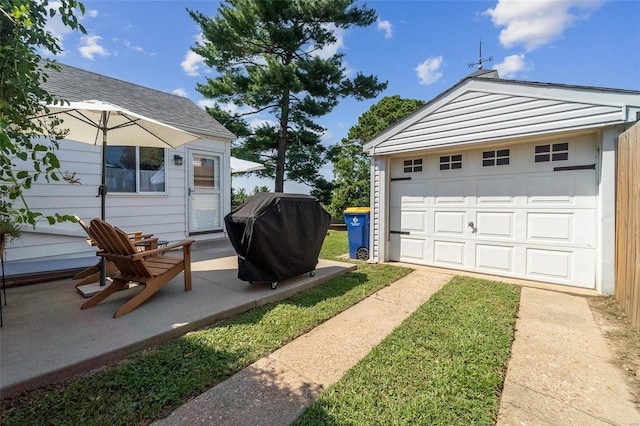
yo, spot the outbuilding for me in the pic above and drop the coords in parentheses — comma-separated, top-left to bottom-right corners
(363, 70, 640, 293)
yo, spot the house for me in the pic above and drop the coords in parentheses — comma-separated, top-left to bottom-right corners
(363, 69, 640, 294)
(4, 63, 235, 267)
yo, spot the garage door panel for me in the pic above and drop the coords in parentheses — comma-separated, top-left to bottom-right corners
(476, 212, 514, 238)
(434, 240, 465, 266)
(434, 211, 465, 235)
(401, 210, 427, 232)
(400, 238, 426, 262)
(527, 175, 574, 204)
(527, 213, 572, 242)
(526, 248, 572, 280)
(527, 173, 595, 207)
(390, 182, 425, 208)
(476, 244, 513, 272)
(434, 180, 466, 204)
(477, 178, 516, 205)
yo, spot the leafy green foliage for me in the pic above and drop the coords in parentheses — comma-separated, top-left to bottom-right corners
(0, 0, 85, 228)
(296, 277, 521, 425)
(190, 0, 387, 193)
(328, 95, 425, 219)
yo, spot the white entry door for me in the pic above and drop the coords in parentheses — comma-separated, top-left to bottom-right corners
(188, 151, 222, 234)
(388, 135, 597, 288)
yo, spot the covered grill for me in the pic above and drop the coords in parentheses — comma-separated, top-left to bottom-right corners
(224, 193, 331, 288)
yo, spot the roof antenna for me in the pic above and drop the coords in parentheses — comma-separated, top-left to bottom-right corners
(468, 40, 492, 70)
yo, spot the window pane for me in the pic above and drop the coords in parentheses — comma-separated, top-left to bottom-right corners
(106, 146, 136, 192)
(483, 159, 494, 167)
(535, 145, 550, 153)
(440, 156, 449, 163)
(483, 151, 495, 159)
(451, 162, 462, 169)
(552, 152, 568, 161)
(440, 163, 449, 170)
(194, 155, 215, 189)
(139, 147, 165, 192)
(404, 160, 412, 167)
(414, 158, 423, 165)
(553, 143, 568, 151)
(496, 157, 510, 166)
(414, 166, 423, 172)
(535, 154, 550, 162)
(497, 149, 510, 157)
(451, 154, 462, 162)
(404, 167, 412, 173)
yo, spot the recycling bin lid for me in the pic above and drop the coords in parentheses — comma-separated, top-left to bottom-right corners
(344, 207, 370, 213)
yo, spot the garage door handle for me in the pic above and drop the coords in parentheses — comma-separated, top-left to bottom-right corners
(468, 221, 477, 233)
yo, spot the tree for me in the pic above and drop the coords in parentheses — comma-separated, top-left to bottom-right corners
(329, 95, 425, 219)
(1, 0, 85, 228)
(189, 0, 387, 193)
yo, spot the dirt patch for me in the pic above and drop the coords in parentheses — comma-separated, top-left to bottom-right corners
(588, 296, 640, 408)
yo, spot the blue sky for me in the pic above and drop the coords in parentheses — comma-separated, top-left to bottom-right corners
(45, 0, 640, 193)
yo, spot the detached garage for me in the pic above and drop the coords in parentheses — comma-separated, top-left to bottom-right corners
(364, 70, 640, 293)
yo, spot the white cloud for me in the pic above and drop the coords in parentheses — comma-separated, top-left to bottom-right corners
(415, 56, 444, 85)
(248, 118, 277, 130)
(377, 19, 393, 39)
(485, 0, 604, 51)
(314, 25, 345, 59)
(87, 9, 99, 18)
(181, 50, 204, 76)
(197, 99, 216, 109)
(172, 88, 189, 98)
(493, 54, 533, 79)
(78, 35, 110, 60)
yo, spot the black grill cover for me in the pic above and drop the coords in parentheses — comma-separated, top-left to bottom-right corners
(224, 193, 331, 283)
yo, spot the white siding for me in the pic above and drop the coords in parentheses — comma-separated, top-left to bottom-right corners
(5, 137, 231, 263)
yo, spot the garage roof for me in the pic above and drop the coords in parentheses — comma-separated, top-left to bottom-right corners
(364, 73, 640, 155)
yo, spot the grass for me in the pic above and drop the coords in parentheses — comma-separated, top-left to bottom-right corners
(294, 276, 521, 426)
(0, 231, 412, 426)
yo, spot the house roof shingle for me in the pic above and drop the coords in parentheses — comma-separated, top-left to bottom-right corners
(41, 63, 235, 141)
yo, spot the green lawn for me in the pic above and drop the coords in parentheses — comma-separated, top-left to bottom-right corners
(295, 276, 521, 425)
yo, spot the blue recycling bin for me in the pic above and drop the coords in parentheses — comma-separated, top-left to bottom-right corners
(344, 207, 370, 260)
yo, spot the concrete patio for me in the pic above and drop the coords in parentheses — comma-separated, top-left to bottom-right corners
(0, 241, 355, 398)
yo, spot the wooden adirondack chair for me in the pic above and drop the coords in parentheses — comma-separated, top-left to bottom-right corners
(72, 214, 159, 287)
(81, 218, 195, 318)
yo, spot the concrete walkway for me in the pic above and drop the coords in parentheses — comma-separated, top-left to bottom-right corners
(155, 270, 640, 426)
(497, 287, 640, 425)
(154, 268, 452, 425)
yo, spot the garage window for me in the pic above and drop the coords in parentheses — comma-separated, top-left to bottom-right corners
(440, 154, 462, 170)
(535, 143, 569, 163)
(403, 158, 423, 173)
(483, 149, 510, 167)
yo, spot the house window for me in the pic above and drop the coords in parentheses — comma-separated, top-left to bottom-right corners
(403, 158, 423, 173)
(440, 154, 462, 170)
(106, 146, 166, 193)
(535, 143, 569, 163)
(483, 149, 510, 167)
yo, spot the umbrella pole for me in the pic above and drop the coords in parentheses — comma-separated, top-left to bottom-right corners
(99, 114, 108, 286)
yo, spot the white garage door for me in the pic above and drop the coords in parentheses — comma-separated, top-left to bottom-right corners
(388, 135, 597, 288)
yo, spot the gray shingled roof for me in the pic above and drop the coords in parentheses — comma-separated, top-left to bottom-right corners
(41, 63, 235, 141)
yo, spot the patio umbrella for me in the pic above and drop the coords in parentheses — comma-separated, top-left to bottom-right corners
(32, 100, 199, 220)
(230, 156, 265, 173)
(31, 100, 199, 287)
